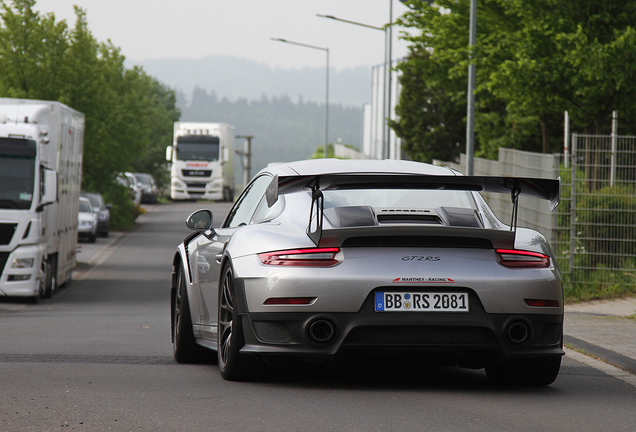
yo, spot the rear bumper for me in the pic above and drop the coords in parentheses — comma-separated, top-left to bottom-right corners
(237, 286, 563, 364)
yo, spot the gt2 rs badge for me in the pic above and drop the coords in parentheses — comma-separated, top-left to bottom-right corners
(392, 277, 455, 283)
(402, 256, 440, 261)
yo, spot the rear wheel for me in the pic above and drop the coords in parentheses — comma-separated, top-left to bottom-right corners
(486, 356, 561, 386)
(172, 264, 207, 363)
(217, 264, 259, 381)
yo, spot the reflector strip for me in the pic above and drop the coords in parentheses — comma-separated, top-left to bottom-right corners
(263, 297, 316, 305)
(496, 249, 550, 268)
(259, 248, 341, 266)
(525, 299, 560, 308)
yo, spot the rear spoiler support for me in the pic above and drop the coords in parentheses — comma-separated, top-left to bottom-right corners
(510, 186, 521, 232)
(307, 178, 324, 245)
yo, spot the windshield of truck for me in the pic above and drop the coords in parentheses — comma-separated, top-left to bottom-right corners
(0, 138, 36, 210)
(176, 135, 220, 161)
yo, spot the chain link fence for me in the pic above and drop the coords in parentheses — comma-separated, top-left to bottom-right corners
(554, 134, 636, 298)
(436, 140, 636, 299)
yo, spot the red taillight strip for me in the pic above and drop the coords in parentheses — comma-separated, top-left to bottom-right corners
(263, 297, 316, 305)
(525, 299, 560, 308)
(258, 248, 341, 266)
(496, 249, 550, 268)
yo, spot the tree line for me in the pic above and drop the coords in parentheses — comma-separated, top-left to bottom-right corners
(179, 88, 363, 175)
(392, 0, 636, 163)
(0, 0, 179, 228)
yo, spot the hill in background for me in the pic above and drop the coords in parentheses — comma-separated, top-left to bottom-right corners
(179, 88, 363, 180)
(135, 55, 371, 107)
(133, 56, 369, 179)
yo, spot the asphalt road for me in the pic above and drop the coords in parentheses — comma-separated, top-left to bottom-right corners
(1, 201, 635, 432)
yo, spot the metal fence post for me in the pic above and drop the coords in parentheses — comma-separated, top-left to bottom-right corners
(569, 134, 577, 277)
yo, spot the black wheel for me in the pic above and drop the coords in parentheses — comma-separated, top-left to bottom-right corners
(172, 264, 208, 363)
(486, 356, 561, 386)
(89, 233, 96, 243)
(217, 264, 259, 381)
(42, 256, 57, 299)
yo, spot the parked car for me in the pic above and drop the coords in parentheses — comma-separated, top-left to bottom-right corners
(77, 197, 97, 243)
(170, 159, 563, 386)
(81, 192, 111, 237)
(134, 173, 158, 204)
(117, 172, 142, 205)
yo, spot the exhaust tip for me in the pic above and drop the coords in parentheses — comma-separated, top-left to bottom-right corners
(307, 319, 336, 344)
(506, 320, 530, 344)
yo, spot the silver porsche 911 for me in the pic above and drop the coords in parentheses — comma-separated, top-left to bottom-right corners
(170, 159, 563, 385)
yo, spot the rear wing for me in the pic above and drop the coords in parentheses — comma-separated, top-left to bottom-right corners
(265, 174, 560, 246)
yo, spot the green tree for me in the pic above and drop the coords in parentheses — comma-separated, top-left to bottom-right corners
(395, 0, 636, 162)
(0, 0, 68, 99)
(0, 1, 180, 228)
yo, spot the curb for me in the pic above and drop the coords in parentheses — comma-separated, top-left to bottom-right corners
(564, 335, 636, 376)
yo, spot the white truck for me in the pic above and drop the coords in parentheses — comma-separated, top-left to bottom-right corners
(166, 122, 235, 201)
(0, 99, 84, 300)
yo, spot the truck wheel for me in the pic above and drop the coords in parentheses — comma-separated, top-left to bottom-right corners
(42, 256, 58, 298)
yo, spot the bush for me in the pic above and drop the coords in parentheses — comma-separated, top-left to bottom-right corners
(101, 184, 139, 231)
(577, 184, 636, 270)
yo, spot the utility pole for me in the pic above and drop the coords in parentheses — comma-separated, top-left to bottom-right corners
(235, 135, 253, 188)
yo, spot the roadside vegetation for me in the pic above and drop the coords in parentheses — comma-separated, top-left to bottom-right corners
(393, 0, 636, 162)
(0, 0, 179, 229)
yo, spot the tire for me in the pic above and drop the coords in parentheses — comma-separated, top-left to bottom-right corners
(42, 255, 57, 299)
(217, 264, 260, 381)
(89, 233, 96, 243)
(486, 356, 561, 386)
(172, 264, 208, 363)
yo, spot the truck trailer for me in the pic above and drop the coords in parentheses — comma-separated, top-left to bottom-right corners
(0, 99, 84, 300)
(166, 122, 235, 201)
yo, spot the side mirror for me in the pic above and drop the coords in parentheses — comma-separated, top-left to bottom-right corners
(41, 169, 58, 205)
(186, 209, 215, 237)
(222, 147, 230, 163)
(166, 146, 173, 162)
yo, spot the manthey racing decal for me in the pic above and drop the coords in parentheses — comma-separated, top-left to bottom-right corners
(392, 277, 455, 284)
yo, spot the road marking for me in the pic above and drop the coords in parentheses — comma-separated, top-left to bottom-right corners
(565, 347, 636, 388)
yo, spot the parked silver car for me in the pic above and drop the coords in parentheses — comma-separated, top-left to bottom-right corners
(81, 192, 110, 237)
(134, 173, 158, 204)
(77, 197, 97, 243)
(170, 159, 562, 385)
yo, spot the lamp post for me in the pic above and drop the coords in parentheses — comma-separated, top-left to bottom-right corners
(235, 135, 253, 188)
(270, 38, 329, 159)
(316, 13, 389, 159)
(465, 0, 477, 175)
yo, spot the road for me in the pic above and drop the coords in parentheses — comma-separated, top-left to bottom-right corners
(1, 201, 635, 432)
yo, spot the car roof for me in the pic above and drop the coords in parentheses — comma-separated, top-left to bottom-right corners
(259, 158, 458, 178)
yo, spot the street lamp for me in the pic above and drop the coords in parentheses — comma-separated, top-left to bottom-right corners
(235, 135, 253, 188)
(270, 38, 329, 159)
(466, 0, 476, 175)
(316, 13, 389, 160)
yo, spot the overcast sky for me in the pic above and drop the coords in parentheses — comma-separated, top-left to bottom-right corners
(34, 0, 416, 71)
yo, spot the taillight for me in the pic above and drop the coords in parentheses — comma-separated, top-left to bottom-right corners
(496, 249, 550, 268)
(258, 248, 341, 266)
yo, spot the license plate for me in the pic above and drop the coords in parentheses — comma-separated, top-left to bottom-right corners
(375, 292, 469, 312)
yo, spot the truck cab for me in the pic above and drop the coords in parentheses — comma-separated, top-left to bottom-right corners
(166, 122, 234, 202)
